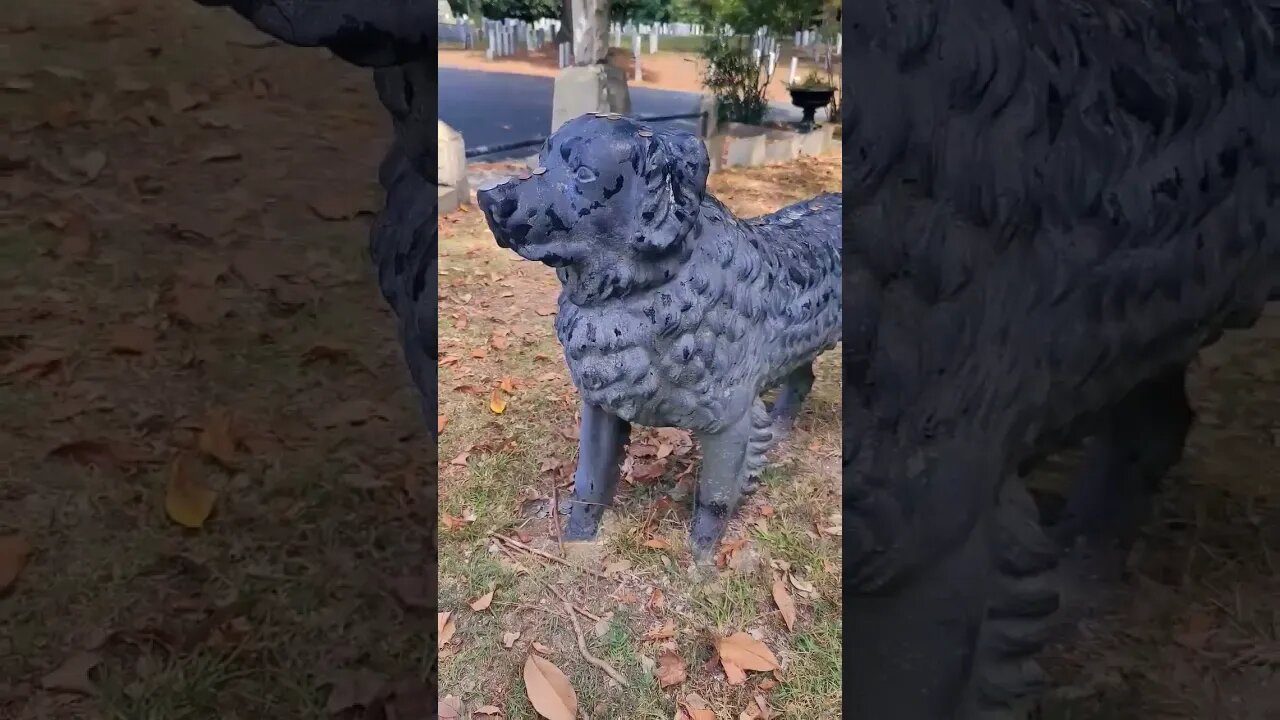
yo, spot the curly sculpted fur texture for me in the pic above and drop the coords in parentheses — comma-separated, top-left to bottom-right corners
(479, 114, 841, 557)
(843, 0, 1279, 714)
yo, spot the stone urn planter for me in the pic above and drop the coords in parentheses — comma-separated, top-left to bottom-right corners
(787, 86, 835, 132)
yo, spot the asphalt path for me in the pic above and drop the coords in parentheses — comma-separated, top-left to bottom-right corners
(438, 67, 804, 160)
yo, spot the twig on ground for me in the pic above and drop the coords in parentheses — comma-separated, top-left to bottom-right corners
(534, 580, 630, 687)
(552, 484, 566, 557)
(490, 533, 610, 579)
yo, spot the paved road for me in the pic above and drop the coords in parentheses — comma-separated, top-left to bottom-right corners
(439, 67, 804, 161)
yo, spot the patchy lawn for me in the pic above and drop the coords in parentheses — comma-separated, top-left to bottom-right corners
(437, 154, 843, 719)
(1, 2, 430, 718)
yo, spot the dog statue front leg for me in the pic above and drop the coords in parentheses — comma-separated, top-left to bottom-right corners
(562, 402, 631, 541)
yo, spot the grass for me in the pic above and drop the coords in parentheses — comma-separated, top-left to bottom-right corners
(436, 153, 843, 718)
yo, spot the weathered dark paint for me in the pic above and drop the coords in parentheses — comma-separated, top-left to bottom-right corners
(479, 114, 843, 561)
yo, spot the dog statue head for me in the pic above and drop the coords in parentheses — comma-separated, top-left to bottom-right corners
(478, 114, 710, 280)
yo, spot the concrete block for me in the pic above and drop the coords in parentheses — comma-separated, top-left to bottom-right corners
(438, 185, 460, 215)
(551, 64, 632, 132)
(725, 133, 767, 167)
(705, 134, 726, 174)
(764, 129, 801, 162)
(722, 123, 769, 167)
(437, 120, 470, 204)
(797, 128, 827, 157)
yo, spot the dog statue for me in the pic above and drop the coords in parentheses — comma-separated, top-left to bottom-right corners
(478, 114, 842, 561)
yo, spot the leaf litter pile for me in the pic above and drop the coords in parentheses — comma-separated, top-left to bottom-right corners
(2, 2, 429, 718)
(438, 146, 844, 717)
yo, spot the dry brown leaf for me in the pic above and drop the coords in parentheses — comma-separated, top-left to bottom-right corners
(438, 612, 456, 648)
(648, 588, 665, 610)
(0, 535, 32, 592)
(689, 710, 715, 720)
(503, 631, 521, 648)
(438, 695, 463, 720)
(470, 348, 488, 359)
(657, 652, 687, 688)
(308, 191, 373, 221)
(108, 324, 154, 354)
(716, 633, 779, 673)
(68, 149, 107, 181)
(199, 143, 240, 162)
(603, 560, 632, 576)
(438, 415, 448, 434)
(499, 375, 515, 393)
(473, 705, 501, 716)
(721, 657, 747, 685)
(469, 587, 495, 612)
(642, 537, 671, 550)
(771, 579, 797, 632)
(40, 651, 101, 695)
(166, 82, 201, 112)
(163, 453, 217, 529)
(532, 641, 553, 655)
(198, 408, 238, 468)
(490, 333, 509, 350)
(522, 654, 577, 720)
(171, 285, 224, 326)
(642, 620, 675, 641)
(324, 669, 387, 714)
(317, 400, 388, 428)
(489, 388, 507, 415)
(788, 575, 816, 594)
(1, 346, 66, 377)
(47, 439, 133, 471)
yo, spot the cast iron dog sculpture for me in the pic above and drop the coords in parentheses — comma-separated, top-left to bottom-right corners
(478, 114, 842, 562)
(191, 0, 438, 434)
(843, 0, 1279, 716)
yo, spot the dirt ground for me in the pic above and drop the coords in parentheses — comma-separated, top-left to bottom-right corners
(1, 2, 430, 718)
(437, 157, 843, 719)
(438, 47, 831, 106)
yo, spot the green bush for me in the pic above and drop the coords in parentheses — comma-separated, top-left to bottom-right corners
(700, 34, 770, 125)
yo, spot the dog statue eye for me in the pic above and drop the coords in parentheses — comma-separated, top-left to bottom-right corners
(575, 166, 598, 183)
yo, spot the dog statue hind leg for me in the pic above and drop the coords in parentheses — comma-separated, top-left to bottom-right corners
(691, 400, 775, 562)
(562, 402, 631, 541)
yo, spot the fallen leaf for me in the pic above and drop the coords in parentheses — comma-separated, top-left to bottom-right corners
(1, 346, 66, 377)
(0, 535, 32, 592)
(532, 641, 553, 655)
(308, 191, 373, 221)
(771, 579, 797, 631)
(603, 560, 632, 576)
(490, 333, 509, 350)
(469, 587, 495, 612)
(657, 651, 687, 688)
(438, 612, 456, 648)
(199, 143, 240, 162)
(642, 537, 670, 550)
(324, 668, 387, 714)
(716, 633, 779, 672)
(316, 400, 388, 428)
(40, 651, 101, 695)
(166, 82, 201, 112)
(788, 575, 816, 594)
(171, 285, 224, 326)
(55, 213, 93, 258)
(108, 324, 154, 354)
(489, 388, 507, 415)
(197, 408, 238, 468)
(470, 348, 488, 359)
(642, 620, 675, 641)
(499, 375, 515, 393)
(523, 654, 577, 720)
(758, 678, 778, 691)
(503, 631, 521, 648)
(473, 705, 501, 716)
(163, 453, 217, 529)
(48, 439, 144, 472)
(721, 657, 747, 685)
(68, 149, 106, 181)
(648, 588, 665, 610)
(689, 711, 715, 720)
(438, 415, 448, 434)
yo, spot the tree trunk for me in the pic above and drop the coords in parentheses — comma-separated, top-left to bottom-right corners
(570, 0, 609, 64)
(556, 0, 573, 44)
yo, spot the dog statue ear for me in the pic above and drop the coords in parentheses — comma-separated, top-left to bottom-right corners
(633, 132, 710, 254)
